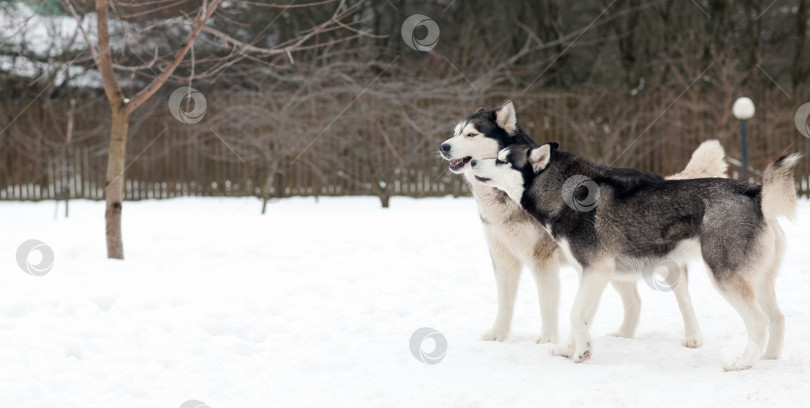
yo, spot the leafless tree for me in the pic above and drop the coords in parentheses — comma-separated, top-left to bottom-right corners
(61, 0, 368, 258)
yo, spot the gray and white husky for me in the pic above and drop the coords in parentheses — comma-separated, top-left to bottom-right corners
(471, 142, 800, 370)
(439, 101, 728, 346)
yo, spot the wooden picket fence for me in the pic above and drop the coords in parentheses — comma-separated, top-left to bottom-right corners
(1, 91, 809, 202)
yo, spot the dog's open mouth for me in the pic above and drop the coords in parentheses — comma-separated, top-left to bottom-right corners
(474, 175, 491, 183)
(449, 157, 472, 171)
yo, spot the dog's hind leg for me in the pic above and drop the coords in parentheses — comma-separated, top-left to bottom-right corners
(481, 240, 522, 341)
(759, 224, 786, 360)
(716, 276, 769, 371)
(671, 266, 703, 348)
(757, 276, 784, 360)
(528, 243, 560, 344)
(607, 281, 640, 338)
(568, 260, 612, 363)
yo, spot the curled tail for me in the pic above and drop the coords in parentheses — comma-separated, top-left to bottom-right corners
(666, 140, 728, 180)
(762, 153, 802, 220)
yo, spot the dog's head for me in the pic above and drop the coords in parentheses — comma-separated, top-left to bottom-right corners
(470, 142, 558, 203)
(438, 101, 532, 174)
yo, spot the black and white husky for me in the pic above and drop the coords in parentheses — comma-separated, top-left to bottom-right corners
(439, 101, 728, 346)
(470, 142, 800, 370)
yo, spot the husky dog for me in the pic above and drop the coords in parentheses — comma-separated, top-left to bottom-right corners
(439, 101, 728, 345)
(470, 142, 800, 370)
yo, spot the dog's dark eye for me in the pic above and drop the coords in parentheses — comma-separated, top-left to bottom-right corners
(467, 133, 476, 137)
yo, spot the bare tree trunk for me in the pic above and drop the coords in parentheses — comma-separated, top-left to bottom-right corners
(105, 107, 130, 259)
(379, 193, 390, 208)
(743, 0, 759, 70)
(78, 0, 223, 259)
(793, 0, 807, 90)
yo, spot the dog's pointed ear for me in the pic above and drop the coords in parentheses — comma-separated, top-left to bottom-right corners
(528, 143, 555, 172)
(494, 100, 517, 135)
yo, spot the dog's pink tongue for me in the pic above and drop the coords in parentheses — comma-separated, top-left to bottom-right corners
(450, 159, 463, 167)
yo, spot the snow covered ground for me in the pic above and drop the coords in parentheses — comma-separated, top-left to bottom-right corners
(1, 196, 810, 407)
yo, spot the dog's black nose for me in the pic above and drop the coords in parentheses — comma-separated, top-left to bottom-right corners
(439, 144, 451, 154)
(470, 159, 478, 167)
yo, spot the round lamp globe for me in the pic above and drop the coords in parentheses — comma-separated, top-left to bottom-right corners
(733, 97, 756, 120)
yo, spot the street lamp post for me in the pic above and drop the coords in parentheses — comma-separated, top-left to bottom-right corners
(732, 97, 755, 181)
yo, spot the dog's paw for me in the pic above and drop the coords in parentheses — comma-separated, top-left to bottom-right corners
(573, 348, 592, 364)
(481, 328, 508, 342)
(608, 330, 634, 338)
(723, 359, 753, 371)
(536, 335, 558, 344)
(682, 333, 703, 348)
(550, 343, 574, 358)
(761, 351, 780, 360)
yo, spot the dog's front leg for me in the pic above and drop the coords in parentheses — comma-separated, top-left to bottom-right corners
(570, 261, 612, 363)
(529, 254, 560, 344)
(481, 242, 522, 341)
